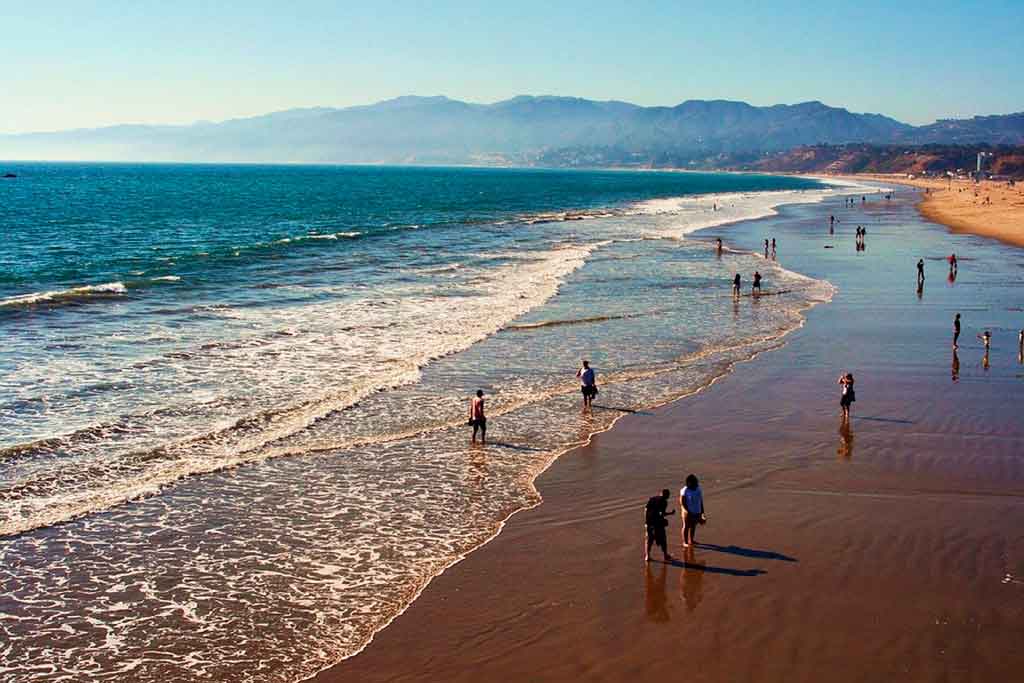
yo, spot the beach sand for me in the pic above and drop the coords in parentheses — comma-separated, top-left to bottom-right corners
(312, 191, 1024, 683)
(856, 174, 1024, 248)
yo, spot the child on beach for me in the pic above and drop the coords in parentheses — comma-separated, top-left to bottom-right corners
(644, 489, 675, 562)
(680, 474, 705, 548)
(469, 390, 486, 443)
(838, 372, 855, 421)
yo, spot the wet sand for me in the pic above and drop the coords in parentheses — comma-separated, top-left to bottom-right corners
(855, 174, 1024, 248)
(312, 191, 1024, 682)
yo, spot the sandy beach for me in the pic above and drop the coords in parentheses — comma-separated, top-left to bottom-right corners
(855, 173, 1024, 248)
(313, 189, 1024, 682)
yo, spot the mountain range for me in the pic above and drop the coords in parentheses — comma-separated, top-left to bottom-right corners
(2, 96, 1023, 165)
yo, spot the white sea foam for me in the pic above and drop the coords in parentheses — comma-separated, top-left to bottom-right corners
(0, 244, 598, 537)
(0, 281, 127, 308)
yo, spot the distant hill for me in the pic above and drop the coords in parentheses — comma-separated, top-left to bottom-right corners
(906, 113, 1024, 145)
(1, 95, 1021, 165)
(734, 144, 1024, 178)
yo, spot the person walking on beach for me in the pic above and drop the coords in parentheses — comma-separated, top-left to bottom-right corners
(469, 389, 487, 444)
(733, 273, 741, 297)
(917, 259, 925, 286)
(838, 372, 856, 422)
(953, 313, 961, 348)
(680, 474, 705, 548)
(829, 214, 836, 232)
(644, 489, 675, 562)
(764, 239, 769, 258)
(752, 271, 762, 296)
(576, 360, 598, 411)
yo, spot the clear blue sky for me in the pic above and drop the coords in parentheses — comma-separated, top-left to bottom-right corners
(3, 0, 1022, 133)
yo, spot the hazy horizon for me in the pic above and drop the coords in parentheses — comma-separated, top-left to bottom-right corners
(6, 93, 1024, 137)
(3, 1, 1023, 134)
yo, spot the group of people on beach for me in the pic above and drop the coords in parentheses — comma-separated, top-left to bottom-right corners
(855, 226, 867, 250)
(467, 188, 1018, 570)
(468, 359, 600, 444)
(732, 271, 762, 297)
(644, 475, 706, 563)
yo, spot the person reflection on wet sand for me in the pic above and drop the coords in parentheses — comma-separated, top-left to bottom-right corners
(983, 349, 990, 371)
(838, 419, 854, 459)
(952, 349, 960, 382)
(679, 547, 705, 611)
(916, 281, 923, 299)
(644, 562, 670, 623)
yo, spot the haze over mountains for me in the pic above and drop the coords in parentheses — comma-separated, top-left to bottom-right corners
(2, 95, 1023, 166)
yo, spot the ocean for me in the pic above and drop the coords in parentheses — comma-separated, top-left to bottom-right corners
(1, 163, 837, 681)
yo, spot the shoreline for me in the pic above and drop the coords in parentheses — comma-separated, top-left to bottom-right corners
(846, 173, 1024, 248)
(299, 184, 851, 677)
(314, 185, 1024, 681)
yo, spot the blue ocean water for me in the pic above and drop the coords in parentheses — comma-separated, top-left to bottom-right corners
(0, 163, 832, 682)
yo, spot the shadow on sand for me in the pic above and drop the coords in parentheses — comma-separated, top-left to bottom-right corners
(854, 415, 914, 425)
(655, 558, 766, 577)
(485, 441, 546, 452)
(694, 543, 797, 562)
(591, 404, 654, 416)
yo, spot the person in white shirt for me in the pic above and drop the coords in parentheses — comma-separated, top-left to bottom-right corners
(680, 474, 705, 548)
(575, 360, 598, 411)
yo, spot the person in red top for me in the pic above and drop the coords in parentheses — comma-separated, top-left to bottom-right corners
(469, 389, 487, 444)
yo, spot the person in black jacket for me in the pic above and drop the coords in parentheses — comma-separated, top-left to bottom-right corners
(644, 489, 675, 562)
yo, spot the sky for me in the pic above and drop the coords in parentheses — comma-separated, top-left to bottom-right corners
(2, 0, 1022, 134)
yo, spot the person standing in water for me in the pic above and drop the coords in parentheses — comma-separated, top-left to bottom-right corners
(917, 259, 925, 286)
(469, 389, 487, 443)
(644, 489, 675, 562)
(752, 271, 762, 296)
(764, 239, 769, 258)
(953, 313, 961, 348)
(838, 372, 855, 422)
(716, 238, 723, 255)
(771, 238, 777, 258)
(733, 273, 741, 297)
(576, 360, 598, 411)
(979, 330, 992, 350)
(680, 474, 705, 548)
